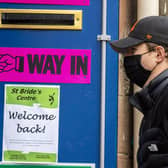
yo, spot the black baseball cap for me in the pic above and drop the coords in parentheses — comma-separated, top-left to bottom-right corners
(110, 16, 168, 52)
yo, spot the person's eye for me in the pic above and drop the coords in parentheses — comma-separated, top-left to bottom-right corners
(131, 47, 137, 52)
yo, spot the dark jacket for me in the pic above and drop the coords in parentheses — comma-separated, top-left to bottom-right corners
(129, 69, 168, 168)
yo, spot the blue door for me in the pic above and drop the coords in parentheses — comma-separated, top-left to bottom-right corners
(0, 1, 119, 168)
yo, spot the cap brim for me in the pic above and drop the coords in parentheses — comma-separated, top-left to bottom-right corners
(110, 36, 143, 53)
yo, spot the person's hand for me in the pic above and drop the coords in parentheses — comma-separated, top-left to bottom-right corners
(0, 54, 15, 73)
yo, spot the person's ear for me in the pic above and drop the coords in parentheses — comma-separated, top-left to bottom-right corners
(155, 46, 166, 63)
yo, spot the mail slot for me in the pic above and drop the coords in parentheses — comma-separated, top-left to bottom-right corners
(0, 9, 82, 30)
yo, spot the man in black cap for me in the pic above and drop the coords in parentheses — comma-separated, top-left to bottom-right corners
(110, 16, 168, 168)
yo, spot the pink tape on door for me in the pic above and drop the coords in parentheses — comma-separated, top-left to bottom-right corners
(0, 47, 91, 83)
(0, 0, 90, 5)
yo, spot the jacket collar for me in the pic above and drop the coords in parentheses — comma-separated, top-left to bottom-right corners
(129, 69, 168, 114)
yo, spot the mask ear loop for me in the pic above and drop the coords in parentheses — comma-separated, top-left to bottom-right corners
(150, 47, 159, 72)
(139, 47, 157, 71)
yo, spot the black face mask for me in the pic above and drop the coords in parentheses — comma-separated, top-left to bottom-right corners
(124, 55, 151, 88)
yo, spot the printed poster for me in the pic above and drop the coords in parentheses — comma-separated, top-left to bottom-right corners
(0, 163, 95, 168)
(3, 84, 60, 163)
(0, 47, 91, 84)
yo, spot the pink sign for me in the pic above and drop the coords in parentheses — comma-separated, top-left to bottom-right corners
(0, 47, 91, 83)
(0, 0, 90, 5)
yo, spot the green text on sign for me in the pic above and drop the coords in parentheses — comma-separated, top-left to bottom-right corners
(6, 85, 59, 108)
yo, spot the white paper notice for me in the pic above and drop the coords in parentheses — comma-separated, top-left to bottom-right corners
(3, 84, 60, 163)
